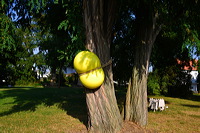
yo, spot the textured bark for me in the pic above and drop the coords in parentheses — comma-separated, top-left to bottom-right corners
(83, 0, 122, 132)
(124, 43, 150, 126)
(124, 2, 162, 126)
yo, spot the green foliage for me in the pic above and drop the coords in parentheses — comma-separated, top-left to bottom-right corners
(147, 67, 174, 96)
(147, 65, 193, 98)
(0, 14, 40, 86)
(57, 0, 85, 65)
(0, 0, 85, 86)
(168, 70, 193, 98)
(2, 0, 200, 90)
(36, 0, 85, 71)
(0, 14, 16, 52)
(58, 20, 69, 31)
(63, 75, 76, 87)
(149, 20, 195, 97)
(147, 70, 160, 95)
(150, 26, 194, 97)
(113, 0, 200, 87)
(182, 24, 200, 58)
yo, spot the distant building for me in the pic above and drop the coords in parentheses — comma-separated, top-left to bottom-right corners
(36, 69, 50, 79)
(63, 67, 76, 75)
(177, 59, 198, 93)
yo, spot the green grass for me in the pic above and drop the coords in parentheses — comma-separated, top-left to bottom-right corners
(0, 87, 87, 133)
(146, 95, 200, 133)
(0, 87, 199, 133)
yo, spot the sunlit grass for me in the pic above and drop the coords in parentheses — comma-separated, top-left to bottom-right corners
(0, 87, 199, 132)
(115, 87, 200, 132)
(146, 95, 200, 133)
(0, 87, 87, 133)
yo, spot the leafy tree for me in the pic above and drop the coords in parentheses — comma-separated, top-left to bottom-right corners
(33, 1, 85, 86)
(12, 27, 39, 85)
(2, 0, 85, 86)
(147, 65, 192, 97)
(2, 1, 122, 131)
(148, 23, 195, 96)
(83, 0, 122, 132)
(0, 14, 16, 52)
(0, 25, 38, 85)
(123, 0, 200, 126)
(167, 66, 192, 98)
(1, 0, 50, 85)
(0, 2, 18, 85)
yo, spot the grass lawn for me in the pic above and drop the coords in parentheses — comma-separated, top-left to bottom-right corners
(146, 95, 200, 133)
(0, 87, 87, 133)
(0, 86, 199, 133)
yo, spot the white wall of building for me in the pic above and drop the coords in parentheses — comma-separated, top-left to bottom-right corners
(189, 70, 198, 92)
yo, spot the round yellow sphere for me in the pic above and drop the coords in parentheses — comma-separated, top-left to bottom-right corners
(80, 68, 105, 89)
(73, 51, 105, 89)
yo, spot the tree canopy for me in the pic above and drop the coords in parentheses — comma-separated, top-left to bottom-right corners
(1, 0, 85, 86)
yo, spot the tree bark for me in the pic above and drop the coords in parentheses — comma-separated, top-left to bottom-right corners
(83, 0, 122, 132)
(58, 63, 62, 88)
(124, 2, 162, 126)
(124, 42, 150, 126)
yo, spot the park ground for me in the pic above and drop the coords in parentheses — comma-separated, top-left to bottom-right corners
(0, 86, 199, 133)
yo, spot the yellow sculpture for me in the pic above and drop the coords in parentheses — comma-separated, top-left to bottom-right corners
(73, 51, 105, 89)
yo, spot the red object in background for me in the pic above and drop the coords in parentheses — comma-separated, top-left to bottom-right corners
(177, 59, 198, 71)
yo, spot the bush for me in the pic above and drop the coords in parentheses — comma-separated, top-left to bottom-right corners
(168, 70, 193, 98)
(148, 65, 192, 98)
(15, 76, 36, 86)
(147, 70, 161, 95)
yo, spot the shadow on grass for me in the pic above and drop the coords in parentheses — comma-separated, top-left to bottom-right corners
(0, 87, 87, 126)
(187, 94, 200, 102)
(181, 104, 200, 108)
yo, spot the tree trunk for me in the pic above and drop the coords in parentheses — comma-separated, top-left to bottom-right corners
(58, 64, 62, 88)
(124, 42, 151, 126)
(50, 67, 57, 86)
(83, 0, 122, 132)
(124, 2, 162, 126)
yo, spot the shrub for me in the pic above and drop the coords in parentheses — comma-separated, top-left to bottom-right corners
(148, 65, 193, 98)
(147, 70, 161, 95)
